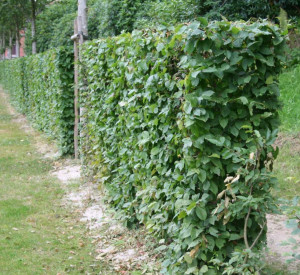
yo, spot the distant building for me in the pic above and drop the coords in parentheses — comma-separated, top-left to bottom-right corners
(4, 30, 26, 58)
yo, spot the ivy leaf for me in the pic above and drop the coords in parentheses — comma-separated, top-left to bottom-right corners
(209, 227, 219, 237)
(239, 96, 248, 105)
(231, 26, 240, 34)
(200, 265, 208, 273)
(183, 138, 193, 148)
(229, 234, 241, 241)
(265, 75, 273, 84)
(206, 137, 225, 146)
(196, 206, 207, 220)
(185, 266, 199, 274)
(199, 17, 208, 26)
(178, 211, 187, 220)
(184, 252, 193, 264)
(138, 131, 150, 145)
(219, 118, 228, 128)
(151, 147, 160, 156)
(187, 201, 197, 212)
(184, 101, 193, 114)
(198, 169, 207, 182)
(157, 43, 164, 52)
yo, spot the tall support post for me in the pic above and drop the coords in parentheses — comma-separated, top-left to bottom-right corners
(78, 0, 88, 42)
(78, 0, 88, 123)
(78, 0, 88, 161)
(73, 19, 79, 159)
(71, 0, 88, 159)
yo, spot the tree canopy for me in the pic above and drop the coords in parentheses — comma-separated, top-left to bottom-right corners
(0, 0, 299, 55)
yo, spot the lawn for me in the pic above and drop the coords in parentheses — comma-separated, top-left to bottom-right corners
(278, 65, 300, 133)
(274, 65, 300, 199)
(0, 93, 107, 274)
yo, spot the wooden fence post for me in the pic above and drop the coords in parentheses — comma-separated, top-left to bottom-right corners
(71, 0, 88, 159)
(73, 19, 79, 159)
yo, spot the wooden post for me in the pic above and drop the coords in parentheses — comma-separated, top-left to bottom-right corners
(78, 0, 88, 160)
(78, 0, 88, 41)
(71, 0, 88, 159)
(78, 0, 88, 124)
(73, 19, 79, 159)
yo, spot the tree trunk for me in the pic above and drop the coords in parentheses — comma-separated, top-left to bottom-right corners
(1, 33, 5, 60)
(31, 0, 37, 54)
(0, 36, 3, 60)
(7, 32, 12, 59)
(15, 32, 20, 58)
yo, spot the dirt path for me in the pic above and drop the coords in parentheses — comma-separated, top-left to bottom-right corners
(0, 88, 106, 274)
(0, 87, 160, 274)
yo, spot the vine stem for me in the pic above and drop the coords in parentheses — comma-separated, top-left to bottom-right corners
(250, 221, 267, 250)
(244, 206, 251, 250)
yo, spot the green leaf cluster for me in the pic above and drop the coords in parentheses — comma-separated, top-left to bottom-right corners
(0, 47, 74, 155)
(80, 19, 286, 273)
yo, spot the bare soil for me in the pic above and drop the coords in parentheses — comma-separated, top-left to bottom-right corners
(274, 132, 300, 156)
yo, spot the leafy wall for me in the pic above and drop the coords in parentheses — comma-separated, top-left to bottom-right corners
(80, 20, 286, 274)
(0, 47, 74, 155)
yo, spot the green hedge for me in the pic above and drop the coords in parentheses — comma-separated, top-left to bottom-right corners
(0, 47, 74, 155)
(80, 19, 286, 274)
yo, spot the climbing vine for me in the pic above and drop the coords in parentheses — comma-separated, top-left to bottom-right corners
(80, 19, 286, 273)
(0, 47, 74, 155)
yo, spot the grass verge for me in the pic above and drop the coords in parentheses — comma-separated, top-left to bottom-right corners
(279, 65, 300, 133)
(274, 65, 300, 198)
(0, 92, 106, 274)
(273, 133, 300, 199)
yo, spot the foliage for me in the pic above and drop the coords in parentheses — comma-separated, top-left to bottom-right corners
(0, 0, 29, 54)
(134, 0, 300, 30)
(80, 19, 286, 273)
(0, 0, 50, 54)
(5, 0, 297, 55)
(24, 0, 77, 54)
(133, 0, 200, 29)
(0, 47, 74, 155)
(88, 0, 152, 39)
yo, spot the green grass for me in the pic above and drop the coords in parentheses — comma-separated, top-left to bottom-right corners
(279, 65, 300, 133)
(0, 95, 109, 274)
(273, 134, 300, 199)
(262, 66, 300, 275)
(273, 66, 300, 199)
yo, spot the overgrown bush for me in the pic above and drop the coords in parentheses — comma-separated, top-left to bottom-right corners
(0, 47, 74, 155)
(80, 19, 286, 273)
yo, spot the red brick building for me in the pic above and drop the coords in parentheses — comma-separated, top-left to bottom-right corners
(4, 30, 26, 58)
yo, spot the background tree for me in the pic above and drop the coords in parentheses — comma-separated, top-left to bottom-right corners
(25, 0, 77, 54)
(2, 0, 300, 56)
(29, 0, 51, 54)
(0, 0, 29, 58)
